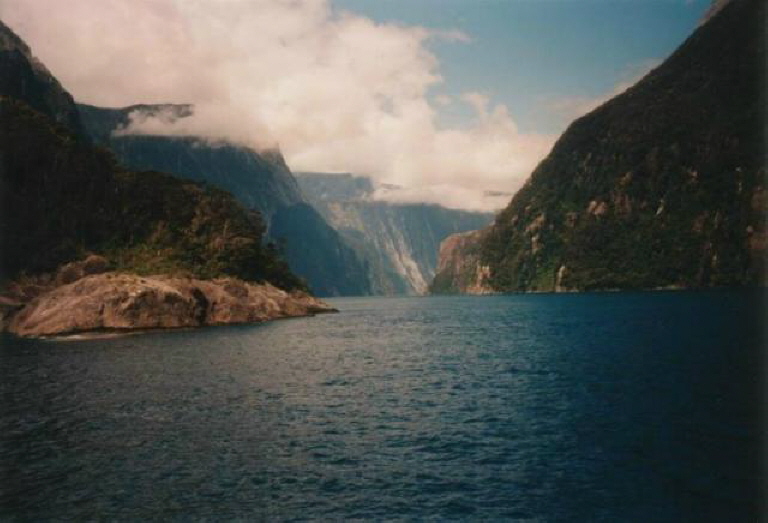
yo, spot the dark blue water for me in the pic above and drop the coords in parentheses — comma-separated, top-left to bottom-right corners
(1, 291, 764, 521)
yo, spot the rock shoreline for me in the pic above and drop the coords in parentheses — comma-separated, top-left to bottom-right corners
(1, 263, 337, 338)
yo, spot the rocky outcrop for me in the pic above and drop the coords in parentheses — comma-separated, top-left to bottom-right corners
(5, 272, 336, 338)
(54, 254, 110, 286)
(2, 255, 110, 304)
(429, 230, 495, 295)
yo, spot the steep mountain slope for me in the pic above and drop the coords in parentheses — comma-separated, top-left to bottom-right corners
(0, 21, 303, 291)
(0, 19, 83, 135)
(269, 202, 372, 296)
(433, 0, 765, 293)
(430, 230, 495, 295)
(77, 104, 302, 218)
(297, 173, 494, 294)
(77, 105, 371, 296)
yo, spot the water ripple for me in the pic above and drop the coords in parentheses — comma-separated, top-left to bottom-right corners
(1, 291, 763, 521)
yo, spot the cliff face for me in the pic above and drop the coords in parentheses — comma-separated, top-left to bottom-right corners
(447, 0, 765, 293)
(296, 172, 494, 294)
(77, 105, 371, 296)
(429, 230, 494, 295)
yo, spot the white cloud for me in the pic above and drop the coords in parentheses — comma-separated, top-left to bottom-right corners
(372, 184, 511, 212)
(0, 0, 555, 211)
(461, 92, 490, 121)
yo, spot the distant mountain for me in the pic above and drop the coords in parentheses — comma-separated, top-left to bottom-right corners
(432, 0, 766, 293)
(77, 105, 302, 218)
(0, 20, 302, 291)
(297, 173, 494, 294)
(269, 202, 373, 296)
(77, 105, 371, 296)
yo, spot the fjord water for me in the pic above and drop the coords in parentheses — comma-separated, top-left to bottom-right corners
(1, 291, 763, 521)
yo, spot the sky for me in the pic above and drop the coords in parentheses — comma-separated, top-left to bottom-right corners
(0, 0, 713, 211)
(334, 0, 711, 132)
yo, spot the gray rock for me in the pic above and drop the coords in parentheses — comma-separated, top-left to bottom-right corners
(54, 254, 110, 286)
(7, 273, 337, 338)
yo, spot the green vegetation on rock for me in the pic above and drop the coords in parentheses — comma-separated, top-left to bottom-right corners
(0, 19, 307, 292)
(477, 0, 765, 292)
(0, 96, 305, 291)
(76, 104, 373, 297)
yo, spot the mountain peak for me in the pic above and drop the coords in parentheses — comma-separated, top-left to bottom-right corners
(0, 19, 30, 55)
(0, 18, 84, 134)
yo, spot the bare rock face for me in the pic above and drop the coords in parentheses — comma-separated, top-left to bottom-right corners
(429, 230, 495, 295)
(294, 172, 495, 296)
(2, 254, 110, 303)
(54, 255, 110, 286)
(7, 273, 337, 338)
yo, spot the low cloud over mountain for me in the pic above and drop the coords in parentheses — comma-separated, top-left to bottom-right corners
(1, 0, 555, 211)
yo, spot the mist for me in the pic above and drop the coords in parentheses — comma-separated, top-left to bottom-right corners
(0, 0, 557, 211)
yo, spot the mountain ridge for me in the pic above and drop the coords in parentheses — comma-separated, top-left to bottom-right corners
(76, 103, 372, 296)
(432, 0, 765, 293)
(0, 19, 303, 293)
(0, 19, 84, 135)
